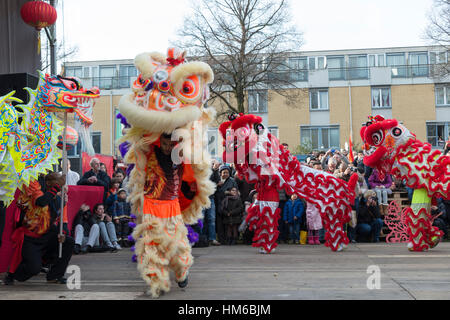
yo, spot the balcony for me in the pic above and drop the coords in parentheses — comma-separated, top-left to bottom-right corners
(389, 64, 430, 78)
(267, 70, 308, 82)
(78, 76, 136, 90)
(328, 67, 370, 81)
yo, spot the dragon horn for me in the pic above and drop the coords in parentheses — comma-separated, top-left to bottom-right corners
(0, 91, 23, 105)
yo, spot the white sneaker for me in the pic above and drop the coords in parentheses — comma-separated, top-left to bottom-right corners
(113, 242, 122, 250)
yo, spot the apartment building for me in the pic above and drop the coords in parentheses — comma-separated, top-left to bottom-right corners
(63, 45, 450, 162)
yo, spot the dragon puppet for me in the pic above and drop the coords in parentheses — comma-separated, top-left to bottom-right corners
(219, 113, 358, 253)
(0, 72, 99, 206)
(360, 115, 449, 251)
(118, 48, 216, 298)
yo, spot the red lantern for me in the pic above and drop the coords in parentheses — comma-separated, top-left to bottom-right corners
(20, 0, 57, 31)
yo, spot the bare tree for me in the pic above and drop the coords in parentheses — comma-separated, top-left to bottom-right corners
(426, 0, 450, 77)
(176, 0, 304, 120)
(40, 38, 79, 74)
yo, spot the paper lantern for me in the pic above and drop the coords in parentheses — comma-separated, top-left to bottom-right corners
(20, 1, 57, 31)
(57, 126, 78, 150)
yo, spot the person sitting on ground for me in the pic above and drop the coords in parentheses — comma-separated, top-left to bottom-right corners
(220, 187, 243, 245)
(72, 204, 100, 254)
(112, 189, 132, 247)
(283, 193, 305, 244)
(355, 190, 384, 243)
(93, 203, 121, 251)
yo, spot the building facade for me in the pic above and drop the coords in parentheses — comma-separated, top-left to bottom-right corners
(64, 45, 450, 161)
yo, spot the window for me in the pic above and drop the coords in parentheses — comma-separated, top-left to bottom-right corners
(327, 56, 345, 80)
(65, 67, 83, 78)
(435, 85, 450, 106)
(99, 65, 117, 89)
(310, 89, 329, 110)
(386, 53, 406, 77)
(268, 126, 279, 138)
(301, 125, 340, 150)
(248, 90, 268, 113)
(427, 122, 449, 148)
(368, 54, 385, 67)
(83, 67, 90, 78)
(288, 57, 308, 81)
(119, 65, 137, 88)
(349, 54, 368, 79)
(430, 51, 447, 64)
(91, 132, 101, 154)
(308, 56, 327, 70)
(409, 52, 428, 77)
(207, 129, 218, 158)
(67, 139, 82, 157)
(372, 87, 391, 108)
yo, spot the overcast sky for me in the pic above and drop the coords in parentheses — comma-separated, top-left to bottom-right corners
(55, 0, 436, 62)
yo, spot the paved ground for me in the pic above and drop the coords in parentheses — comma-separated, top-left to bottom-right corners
(1, 242, 450, 300)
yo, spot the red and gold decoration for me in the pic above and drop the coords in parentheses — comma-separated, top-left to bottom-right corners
(20, 0, 57, 54)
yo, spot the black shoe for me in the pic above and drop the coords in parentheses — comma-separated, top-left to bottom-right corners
(73, 244, 81, 254)
(177, 276, 188, 288)
(81, 245, 91, 254)
(40, 266, 50, 274)
(47, 277, 67, 284)
(3, 273, 14, 285)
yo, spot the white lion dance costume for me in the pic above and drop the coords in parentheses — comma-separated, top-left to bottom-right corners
(118, 48, 216, 297)
(360, 115, 449, 251)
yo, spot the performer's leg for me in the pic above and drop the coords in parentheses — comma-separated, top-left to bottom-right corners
(11, 238, 43, 282)
(169, 236, 193, 284)
(47, 235, 74, 281)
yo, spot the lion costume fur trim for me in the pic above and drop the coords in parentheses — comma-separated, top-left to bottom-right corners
(133, 215, 193, 298)
(119, 93, 203, 133)
(119, 107, 217, 225)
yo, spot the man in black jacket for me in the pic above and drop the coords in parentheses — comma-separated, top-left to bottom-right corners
(3, 172, 74, 285)
(77, 157, 110, 200)
(355, 191, 384, 243)
(214, 165, 238, 244)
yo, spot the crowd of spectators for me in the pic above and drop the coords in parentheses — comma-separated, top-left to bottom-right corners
(68, 157, 134, 254)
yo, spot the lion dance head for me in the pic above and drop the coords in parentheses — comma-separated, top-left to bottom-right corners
(119, 48, 214, 134)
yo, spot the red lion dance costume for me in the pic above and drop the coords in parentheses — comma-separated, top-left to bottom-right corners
(118, 48, 216, 298)
(360, 115, 449, 251)
(219, 113, 358, 253)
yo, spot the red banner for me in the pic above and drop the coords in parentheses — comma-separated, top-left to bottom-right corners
(81, 152, 114, 177)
